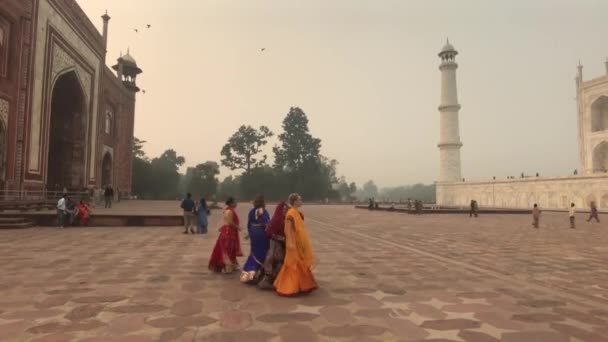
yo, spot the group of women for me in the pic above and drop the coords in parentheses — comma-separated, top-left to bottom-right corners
(207, 193, 317, 296)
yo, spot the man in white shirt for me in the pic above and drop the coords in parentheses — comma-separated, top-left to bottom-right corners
(568, 203, 576, 229)
(57, 195, 67, 228)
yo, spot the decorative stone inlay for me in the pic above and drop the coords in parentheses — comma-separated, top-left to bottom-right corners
(145, 315, 216, 329)
(108, 304, 167, 314)
(319, 306, 354, 325)
(219, 310, 252, 330)
(512, 313, 565, 323)
(458, 330, 500, 342)
(72, 295, 127, 304)
(51, 44, 91, 101)
(279, 323, 318, 342)
(501, 331, 570, 342)
(65, 304, 104, 321)
(318, 324, 386, 337)
(256, 312, 319, 323)
(420, 318, 481, 330)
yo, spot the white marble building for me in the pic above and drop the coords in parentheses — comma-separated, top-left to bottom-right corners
(436, 42, 608, 209)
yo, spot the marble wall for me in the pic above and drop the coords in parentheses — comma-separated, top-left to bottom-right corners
(437, 175, 608, 209)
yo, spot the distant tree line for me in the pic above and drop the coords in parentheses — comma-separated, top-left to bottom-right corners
(131, 107, 435, 203)
(356, 180, 436, 203)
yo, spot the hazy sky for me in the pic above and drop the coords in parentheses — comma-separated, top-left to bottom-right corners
(78, 0, 608, 188)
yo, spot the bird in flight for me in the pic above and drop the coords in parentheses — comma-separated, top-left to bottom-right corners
(261, 48, 266, 52)
(142, 89, 146, 94)
(133, 28, 139, 33)
(147, 24, 151, 29)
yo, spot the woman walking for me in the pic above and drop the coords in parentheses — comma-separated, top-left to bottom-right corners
(240, 195, 271, 283)
(274, 193, 318, 296)
(208, 197, 243, 274)
(197, 198, 210, 234)
(258, 201, 289, 290)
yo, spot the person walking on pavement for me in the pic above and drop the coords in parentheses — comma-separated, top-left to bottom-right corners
(568, 203, 576, 229)
(181, 193, 196, 234)
(532, 204, 541, 228)
(587, 201, 600, 223)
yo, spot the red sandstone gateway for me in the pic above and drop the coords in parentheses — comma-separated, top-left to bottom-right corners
(0, 0, 141, 198)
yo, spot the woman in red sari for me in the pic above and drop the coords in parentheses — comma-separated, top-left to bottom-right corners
(208, 197, 243, 274)
(77, 200, 91, 226)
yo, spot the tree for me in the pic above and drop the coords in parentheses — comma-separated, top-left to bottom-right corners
(273, 107, 321, 172)
(221, 125, 273, 173)
(149, 149, 185, 199)
(132, 137, 152, 198)
(360, 180, 379, 199)
(133, 137, 148, 160)
(185, 161, 220, 198)
(218, 175, 242, 201)
(349, 182, 357, 199)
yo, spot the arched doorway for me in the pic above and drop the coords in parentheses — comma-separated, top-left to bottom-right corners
(101, 152, 112, 187)
(592, 142, 608, 173)
(47, 71, 87, 191)
(591, 96, 608, 132)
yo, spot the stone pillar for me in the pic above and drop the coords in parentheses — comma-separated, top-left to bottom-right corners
(437, 40, 463, 183)
(101, 11, 111, 50)
(605, 57, 608, 75)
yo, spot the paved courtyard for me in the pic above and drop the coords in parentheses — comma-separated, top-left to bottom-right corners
(1, 203, 608, 341)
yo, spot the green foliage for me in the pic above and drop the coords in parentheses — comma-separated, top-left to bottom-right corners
(273, 107, 322, 172)
(133, 137, 148, 160)
(221, 125, 273, 173)
(183, 161, 220, 200)
(131, 139, 186, 200)
(218, 175, 242, 201)
(336, 177, 357, 201)
(358, 180, 379, 199)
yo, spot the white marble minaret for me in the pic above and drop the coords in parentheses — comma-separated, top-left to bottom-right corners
(437, 39, 463, 183)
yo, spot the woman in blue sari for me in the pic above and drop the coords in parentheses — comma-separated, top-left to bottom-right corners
(197, 198, 210, 234)
(240, 195, 270, 284)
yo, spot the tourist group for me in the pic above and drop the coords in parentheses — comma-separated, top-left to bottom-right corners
(179, 192, 317, 297)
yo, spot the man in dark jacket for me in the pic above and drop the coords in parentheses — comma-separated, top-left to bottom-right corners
(104, 186, 114, 208)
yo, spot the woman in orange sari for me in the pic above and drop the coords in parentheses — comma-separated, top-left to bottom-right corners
(274, 193, 318, 296)
(208, 197, 243, 274)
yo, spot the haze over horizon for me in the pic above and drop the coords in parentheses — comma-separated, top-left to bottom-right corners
(79, 0, 608, 188)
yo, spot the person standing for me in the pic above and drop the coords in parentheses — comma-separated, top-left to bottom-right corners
(587, 201, 600, 223)
(241, 195, 271, 284)
(469, 200, 479, 218)
(274, 193, 318, 296)
(532, 204, 541, 228)
(208, 197, 243, 273)
(258, 201, 289, 290)
(196, 198, 210, 234)
(568, 203, 576, 229)
(104, 186, 114, 208)
(57, 195, 67, 228)
(181, 193, 196, 234)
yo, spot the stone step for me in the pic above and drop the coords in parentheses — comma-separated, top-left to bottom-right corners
(0, 217, 34, 229)
(0, 217, 28, 224)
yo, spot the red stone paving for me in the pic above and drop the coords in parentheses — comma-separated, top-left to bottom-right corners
(1, 202, 608, 341)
